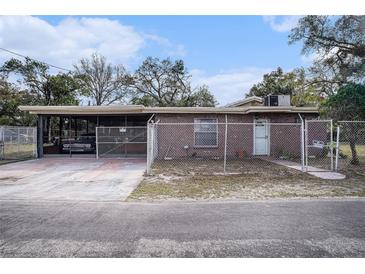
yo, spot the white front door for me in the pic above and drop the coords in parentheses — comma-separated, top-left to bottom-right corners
(254, 119, 269, 155)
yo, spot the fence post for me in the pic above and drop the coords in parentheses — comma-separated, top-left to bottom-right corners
(223, 115, 228, 174)
(0, 127, 3, 160)
(96, 127, 99, 159)
(301, 120, 305, 171)
(17, 127, 20, 158)
(305, 120, 308, 171)
(330, 120, 334, 171)
(146, 123, 151, 175)
(335, 125, 340, 171)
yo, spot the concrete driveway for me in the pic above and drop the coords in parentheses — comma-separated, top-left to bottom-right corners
(0, 158, 146, 201)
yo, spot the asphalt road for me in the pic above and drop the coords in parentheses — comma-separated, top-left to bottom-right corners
(1, 198, 365, 257)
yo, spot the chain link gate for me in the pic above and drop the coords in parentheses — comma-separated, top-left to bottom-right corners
(305, 120, 334, 171)
(96, 126, 147, 158)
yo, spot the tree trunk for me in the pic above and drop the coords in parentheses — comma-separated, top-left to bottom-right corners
(349, 138, 359, 165)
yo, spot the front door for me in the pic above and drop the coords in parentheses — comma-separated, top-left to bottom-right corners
(254, 119, 269, 155)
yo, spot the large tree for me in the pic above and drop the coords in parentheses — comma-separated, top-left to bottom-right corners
(0, 76, 36, 126)
(248, 67, 320, 106)
(128, 57, 216, 107)
(182, 85, 217, 107)
(321, 83, 365, 164)
(1, 58, 79, 106)
(74, 53, 129, 105)
(1, 58, 80, 140)
(289, 16, 365, 95)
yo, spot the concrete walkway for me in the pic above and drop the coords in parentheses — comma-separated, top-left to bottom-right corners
(0, 158, 146, 201)
(264, 159, 346, 180)
(265, 159, 346, 180)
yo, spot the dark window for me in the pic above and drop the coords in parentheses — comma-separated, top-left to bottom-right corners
(194, 119, 218, 147)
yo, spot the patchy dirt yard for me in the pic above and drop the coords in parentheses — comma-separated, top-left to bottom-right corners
(128, 159, 365, 201)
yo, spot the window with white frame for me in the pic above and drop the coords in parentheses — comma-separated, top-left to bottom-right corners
(194, 118, 218, 147)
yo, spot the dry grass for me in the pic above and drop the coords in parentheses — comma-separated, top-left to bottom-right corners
(1, 144, 35, 160)
(340, 144, 365, 163)
(128, 158, 365, 201)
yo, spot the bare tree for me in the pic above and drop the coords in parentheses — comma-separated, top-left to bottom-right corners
(128, 57, 216, 107)
(74, 53, 129, 105)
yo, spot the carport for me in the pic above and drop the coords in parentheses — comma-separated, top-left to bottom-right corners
(19, 105, 151, 159)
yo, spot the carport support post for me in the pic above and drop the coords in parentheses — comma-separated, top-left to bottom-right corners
(37, 115, 43, 158)
(223, 115, 228, 174)
(96, 127, 99, 159)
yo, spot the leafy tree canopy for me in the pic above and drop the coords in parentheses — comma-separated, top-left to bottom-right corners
(0, 76, 36, 126)
(1, 58, 79, 106)
(248, 67, 321, 106)
(321, 83, 365, 121)
(289, 16, 365, 95)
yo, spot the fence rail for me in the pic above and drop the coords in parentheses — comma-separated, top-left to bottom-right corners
(0, 126, 37, 161)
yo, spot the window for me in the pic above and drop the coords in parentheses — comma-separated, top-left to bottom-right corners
(194, 119, 218, 147)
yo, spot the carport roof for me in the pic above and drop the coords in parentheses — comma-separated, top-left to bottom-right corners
(19, 105, 319, 115)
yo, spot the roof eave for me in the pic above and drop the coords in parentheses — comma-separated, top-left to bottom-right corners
(18, 105, 319, 115)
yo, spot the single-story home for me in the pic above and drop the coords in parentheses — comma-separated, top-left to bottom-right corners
(19, 95, 320, 159)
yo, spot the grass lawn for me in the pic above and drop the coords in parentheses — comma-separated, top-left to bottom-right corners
(1, 144, 35, 160)
(339, 143, 365, 163)
(128, 158, 365, 201)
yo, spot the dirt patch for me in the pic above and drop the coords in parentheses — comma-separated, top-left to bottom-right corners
(128, 159, 365, 201)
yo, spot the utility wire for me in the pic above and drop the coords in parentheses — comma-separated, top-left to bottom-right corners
(0, 47, 72, 72)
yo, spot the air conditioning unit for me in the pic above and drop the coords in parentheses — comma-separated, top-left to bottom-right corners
(264, 95, 291, 106)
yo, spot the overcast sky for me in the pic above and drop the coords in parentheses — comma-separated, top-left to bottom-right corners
(0, 15, 309, 105)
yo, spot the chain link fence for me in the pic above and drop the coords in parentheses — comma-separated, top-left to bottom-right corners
(147, 121, 310, 175)
(96, 126, 147, 158)
(0, 126, 37, 161)
(335, 121, 365, 173)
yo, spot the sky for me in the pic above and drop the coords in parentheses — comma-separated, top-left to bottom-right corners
(0, 15, 309, 105)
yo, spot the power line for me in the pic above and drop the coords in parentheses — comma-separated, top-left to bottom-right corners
(0, 47, 72, 72)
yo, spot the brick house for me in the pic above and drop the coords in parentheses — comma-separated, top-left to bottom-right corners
(19, 96, 319, 159)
